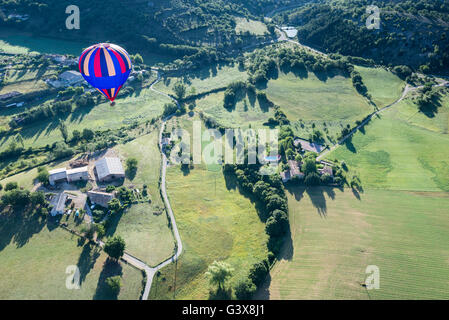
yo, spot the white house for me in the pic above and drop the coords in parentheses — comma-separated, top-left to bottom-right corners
(95, 157, 125, 182)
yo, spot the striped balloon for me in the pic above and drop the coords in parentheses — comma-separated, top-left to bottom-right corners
(78, 43, 132, 103)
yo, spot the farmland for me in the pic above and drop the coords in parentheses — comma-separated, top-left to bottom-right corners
(264, 187, 449, 300)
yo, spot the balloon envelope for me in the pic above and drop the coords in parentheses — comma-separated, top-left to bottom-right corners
(78, 43, 132, 102)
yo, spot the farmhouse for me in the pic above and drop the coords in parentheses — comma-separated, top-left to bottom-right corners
(318, 165, 333, 177)
(88, 190, 115, 208)
(95, 157, 125, 182)
(49, 168, 67, 186)
(66, 166, 89, 182)
(50, 192, 68, 216)
(281, 160, 304, 183)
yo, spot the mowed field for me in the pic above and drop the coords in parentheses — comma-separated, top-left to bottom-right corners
(264, 187, 449, 300)
(149, 165, 268, 299)
(0, 224, 143, 299)
(266, 71, 374, 122)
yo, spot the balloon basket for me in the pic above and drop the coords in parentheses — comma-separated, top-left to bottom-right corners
(110, 102, 116, 107)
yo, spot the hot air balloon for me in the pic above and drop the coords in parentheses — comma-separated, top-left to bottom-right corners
(78, 43, 132, 106)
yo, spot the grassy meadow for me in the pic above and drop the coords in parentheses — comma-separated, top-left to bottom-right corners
(263, 187, 449, 300)
(0, 223, 143, 299)
(235, 17, 268, 35)
(149, 165, 268, 299)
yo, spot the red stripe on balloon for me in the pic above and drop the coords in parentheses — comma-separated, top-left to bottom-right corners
(94, 48, 102, 77)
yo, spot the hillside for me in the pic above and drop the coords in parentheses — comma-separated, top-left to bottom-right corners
(274, 0, 449, 73)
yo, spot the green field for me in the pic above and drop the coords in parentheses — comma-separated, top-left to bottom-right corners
(194, 91, 274, 128)
(235, 17, 268, 35)
(112, 131, 176, 267)
(0, 86, 171, 152)
(326, 92, 449, 192)
(264, 187, 449, 300)
(355, 66, 405, 108)
(154, 64, 248, 96)
(0, 222, 143, 299)
(266, 71, 373, 122)
(149, 165, 268, 299)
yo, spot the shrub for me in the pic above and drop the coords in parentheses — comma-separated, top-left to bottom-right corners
(234, 278, 257, 300)
(4, 181, 18, 191)
(248, 261, 268, 287)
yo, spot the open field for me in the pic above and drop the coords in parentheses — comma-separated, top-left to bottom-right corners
(149, 165, 268, 299)
(326, 92, 449, 192)
(266, 71, 373, 122)
(355, 66, 405, 108)
(153, 64, 248, 96)
(262, 187, 449, 300)
(235, 17, 268, 35)
(0, 87, 171, 152)
(194, 91, 274, 128)
(0, 222, 143, 299)
(0, 79, 49, 94)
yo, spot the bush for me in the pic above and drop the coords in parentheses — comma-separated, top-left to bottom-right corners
(4, 181, 18, 191)
(248, 261, 268, 287)
(304, 172, 321, 186)
(36, 167, 49, 185)
(104, 236, 126, 260)
(234, 278, 257, 300)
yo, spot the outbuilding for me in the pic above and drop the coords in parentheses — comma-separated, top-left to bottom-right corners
(48, 168, 67, 186)
(95, 157, 125, 182)
(66, 166, 89, 182)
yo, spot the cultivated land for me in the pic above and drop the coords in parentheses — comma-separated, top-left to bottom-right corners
(264, 187, 449, 300)
(0, 225, 143, 299)
(149, 165, 268, 299)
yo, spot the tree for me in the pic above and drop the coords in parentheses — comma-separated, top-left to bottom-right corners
(30, 191, 46, 206)
(104, 236, 126, 260)
(248, 261, 268, 287)
(265, 210, 289, 237)
(234, 278, 257, 300)
(132, 53, 144, 64)
(5, 181, 18, 191)
(302, 158, 317, 176)
(173, 81, 186, 100)
(205, 261, 234, 291)
(126, 158, 138, 173)
(2, 189, 31, 207)
(108, 198, 122, 213)
(304, 172, 321, 186)
(72, 130, 81, 142)
(82, 128, 94, 141)
(58, 120, 69, 142)
(105, 276, 122, 296)
(36, 167, 49, 185)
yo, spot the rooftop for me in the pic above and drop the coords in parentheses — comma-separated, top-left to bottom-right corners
(95, 157, 125, 180)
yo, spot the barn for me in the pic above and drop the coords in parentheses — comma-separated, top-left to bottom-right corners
(95, 157, 125, 182)
(66, 166, 89, 182)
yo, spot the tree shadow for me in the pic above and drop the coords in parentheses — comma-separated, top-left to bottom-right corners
(104, 210, 125, 237)
(93, 258, 123, 300)
(77, 243, 101, 285)
(305, 187, 327, 217)
(253, 273, 272, 300)
(344, 136, 357, 153)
